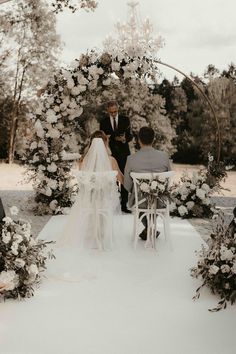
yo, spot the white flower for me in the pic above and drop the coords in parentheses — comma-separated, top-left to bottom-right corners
(103, 78, 111, 86)
(2, 217, 12, 224)
(27, 264, 39, 276)
(140, 182, 149, 193)
(221, 264, 231, 273)
(178, 205, 188, 216)
(15, 258, 25, 268)
(14, 234, 23, 244)
(9, 206, 19, 216)
(47, 162, 57, 173)
(0, 270, 18, 291)
(34, 120, 45, 138)
(201, 183, 210, 193)
(38, 165, 46, 171)
(47, 128, 60, 139)
(209, 265, 219, 275)
(30, 141, 37, 150)
(196, 188, 206, 200)
(186, 201, 195, 210)
(231, 262, 236, 274)
(151, 181, 158, 189)
(169, 202, 176, 212)
(220, 246, 234, 261)
(111, 61, 120, 71)
(190, 183, 196, 190)
(46, 109, 58, 123)
(47, 179, 58, 190)
(158, 176, 166, 183)
(71, 86, 82, 96)
(2, 231, 11, 244)
(11, 242, 19, 256)
(49, 200, 58, 210)
(208, 155, 214, 162)
(32, 154, 40, 163)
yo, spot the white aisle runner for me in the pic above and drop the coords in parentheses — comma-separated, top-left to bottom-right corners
(0, 216, 236, 354)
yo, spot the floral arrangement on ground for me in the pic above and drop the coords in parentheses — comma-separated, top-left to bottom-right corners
(170, 153, 229, 219)
(191, 211, 236, 311)
(0, 207, 54, 300)
(170, 169, 216, 218)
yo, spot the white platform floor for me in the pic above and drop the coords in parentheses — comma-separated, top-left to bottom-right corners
(0, 215, 236, 354)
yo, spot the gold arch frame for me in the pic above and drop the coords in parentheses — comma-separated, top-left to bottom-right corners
(156, 60, 221, 163)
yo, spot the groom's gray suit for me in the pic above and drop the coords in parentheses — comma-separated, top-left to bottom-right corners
(124, 146, 171, 207)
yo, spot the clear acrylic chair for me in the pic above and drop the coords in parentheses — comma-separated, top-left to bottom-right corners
(130, 171, 174, 250)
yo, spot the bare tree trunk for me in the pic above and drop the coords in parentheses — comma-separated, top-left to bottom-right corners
(8, 66, 26, 164)
(7, 27, 26, 164)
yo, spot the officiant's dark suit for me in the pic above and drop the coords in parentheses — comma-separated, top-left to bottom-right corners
(100, 101, 132, 213)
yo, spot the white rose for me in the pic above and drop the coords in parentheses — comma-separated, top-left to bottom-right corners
(221, 264, 231, 273)
(178, 205, 188, 216)
(67, 79, 74, 89)
(27, 264, 39, 276)
(47, 128, 60, 139)
(38, 165, 46, 171)
(47, 162, 57, 173)
(231, 262, 236, 274)
(102, 78, 111, 86)
(33, 154, 40, 163)
(201, 183, 210, 192)
(14, 234, 23, 244)
(186, 201, 195, 210)
(196, 188, 206, 200)
(140, 182, 149, 193)
(15, 258, 26, 268)
(30, 142, 37, 150)
(47, 179, 58, 190)
(11, 242, 19, 256)
(151, 181, 158, 189)
(209, 265, 219, 275)
(53, 105, 60, 112)
(49, 200, 58, 210)
(2, 216, 12, 224)
(46, 109, 58, 123)
(111, 61, 120, 71)
(220, 246, 234, 261)
(190, 184, 196, 190)
(2, 231, 11, 244)
(0, 270, 18, 291)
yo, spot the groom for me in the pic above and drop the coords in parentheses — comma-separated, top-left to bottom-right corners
(100, 100, 132, 213)
(124, 126, 171, 239)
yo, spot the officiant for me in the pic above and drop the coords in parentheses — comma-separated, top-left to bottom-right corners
(100, 100, 132, 213)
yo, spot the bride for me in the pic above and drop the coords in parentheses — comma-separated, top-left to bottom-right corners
(57, 130, 123, 250)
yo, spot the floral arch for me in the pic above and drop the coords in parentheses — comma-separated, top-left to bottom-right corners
(25, 51, 175, 214)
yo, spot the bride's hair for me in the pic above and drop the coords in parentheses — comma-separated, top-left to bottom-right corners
(90, 130, 108, 145)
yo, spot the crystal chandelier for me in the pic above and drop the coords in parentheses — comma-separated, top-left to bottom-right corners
(103, 1, 164, 58)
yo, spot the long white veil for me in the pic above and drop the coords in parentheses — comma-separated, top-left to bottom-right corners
(80, 138, 112, 172)
(46, 138, 121, 281)
(56, 137, 120, 246)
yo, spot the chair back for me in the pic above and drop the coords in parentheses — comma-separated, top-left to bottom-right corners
(74, 170, 118, 208)
(130, 171, 174, 210)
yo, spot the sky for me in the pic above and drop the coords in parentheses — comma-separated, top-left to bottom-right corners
(56, 0, 236, 80)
